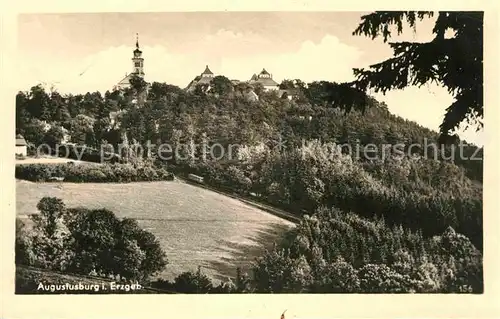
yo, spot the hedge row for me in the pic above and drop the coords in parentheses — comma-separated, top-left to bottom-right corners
(15, 163, 175, 183)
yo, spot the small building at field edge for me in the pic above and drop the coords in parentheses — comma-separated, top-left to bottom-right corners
(15, 134, 27, 156)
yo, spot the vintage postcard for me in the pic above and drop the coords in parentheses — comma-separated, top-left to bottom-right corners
(1, 1, 499, 319)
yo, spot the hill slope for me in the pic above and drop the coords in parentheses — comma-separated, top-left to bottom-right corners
(16, 179, 294, 281)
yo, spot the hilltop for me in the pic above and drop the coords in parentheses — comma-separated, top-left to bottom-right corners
(15, 77, 483, 293)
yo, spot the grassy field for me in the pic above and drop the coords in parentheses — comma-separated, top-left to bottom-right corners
(15, 156, 98, 165)
(16, 179, 294, 282)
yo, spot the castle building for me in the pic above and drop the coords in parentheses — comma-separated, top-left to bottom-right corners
(248, 68, 279, 91)
(185, 65, 215, 92)
(182, 65, 294, 102)
(114, 33, 146, 91)
(184, 66, 281, 94)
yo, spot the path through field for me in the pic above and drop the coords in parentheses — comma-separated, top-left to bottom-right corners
(16, 179, 295, 281)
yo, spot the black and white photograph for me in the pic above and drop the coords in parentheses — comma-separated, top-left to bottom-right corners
(11, 10, 485, 296)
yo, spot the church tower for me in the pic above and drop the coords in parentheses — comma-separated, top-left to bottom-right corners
(132, 33, 144, 77)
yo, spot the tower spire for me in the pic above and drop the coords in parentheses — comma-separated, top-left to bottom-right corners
(131, 32, 144, 77)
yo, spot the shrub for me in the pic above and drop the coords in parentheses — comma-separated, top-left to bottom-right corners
(17, 197, 168, 284)
(15, 163, 174, 183)
(150, 267, 236, 293)
(357, 264, 414, 293)
(15, 219, 35, 265)
(172, 267, 214, 293)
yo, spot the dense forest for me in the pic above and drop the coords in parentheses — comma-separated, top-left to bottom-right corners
(15, 71, 483, 292)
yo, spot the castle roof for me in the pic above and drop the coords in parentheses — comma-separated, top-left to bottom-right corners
(202, 65, 214, 75)
(196, 75, 213, 85)
(259, 68, 270, 76)
(185, 65, 215, 91)
(247, 68, 278, 87)
(254, 77, 279, 87)
(185, 74, 213, 91)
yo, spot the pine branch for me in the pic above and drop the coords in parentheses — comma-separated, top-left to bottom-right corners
(351, 11, 483, 138)
(440, 88, 483, 136)
(353, 11, 434, 43)
(352, 41, 442, 94)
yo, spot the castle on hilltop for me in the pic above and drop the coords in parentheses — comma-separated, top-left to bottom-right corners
(184, 65, 299, 101)
(114, 34, 296, 100)
(248, 68, 279, 91)
(185, 65, 281, 93)
(185, 65, 215, 92)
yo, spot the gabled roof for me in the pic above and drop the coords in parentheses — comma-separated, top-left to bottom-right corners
(116, 72, 148, 88)
(250, 74, 258, 81)
(202, 65, 214, 75)
(117, 73, 134, 85)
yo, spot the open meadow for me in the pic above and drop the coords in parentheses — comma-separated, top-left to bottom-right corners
(15, 156, 96, 166)
(16, 179, 295, 281)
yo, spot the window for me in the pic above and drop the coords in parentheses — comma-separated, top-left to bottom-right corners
(135, 62, 141, 67)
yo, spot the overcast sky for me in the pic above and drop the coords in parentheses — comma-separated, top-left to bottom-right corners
(16, 12, 483, 145)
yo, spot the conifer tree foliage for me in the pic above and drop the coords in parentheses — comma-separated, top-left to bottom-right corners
(129, 74, 149, 94)
(252, 207, 483, 293)
(351, 11, 483, 142)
